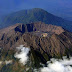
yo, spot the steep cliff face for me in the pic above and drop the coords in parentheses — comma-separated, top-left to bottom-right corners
(0, 22, 72, 61)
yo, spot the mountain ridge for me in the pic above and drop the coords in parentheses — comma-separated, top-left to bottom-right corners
(0, 22, 72, 59)
(0, 22, 72, 71)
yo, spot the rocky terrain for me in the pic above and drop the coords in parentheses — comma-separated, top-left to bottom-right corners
(0, 22, 72, 57)
(0, 22, 72, 72)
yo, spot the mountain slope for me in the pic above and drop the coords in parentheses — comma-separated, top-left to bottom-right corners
(0, 22, 72, 71)
(1, 8, 72, 32)
(0, 22, 72, 59)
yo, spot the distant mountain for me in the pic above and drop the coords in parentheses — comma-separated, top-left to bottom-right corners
(64, 17, 72, 21)
(1, 8, 72, 32)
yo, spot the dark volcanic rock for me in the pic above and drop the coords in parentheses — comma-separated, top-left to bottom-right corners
(0, 22, 72, 61)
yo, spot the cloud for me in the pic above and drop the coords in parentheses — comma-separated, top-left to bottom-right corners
(14, 45, 72, 72)
(0, 60, 12, 66)
(40, 56, 72, 72)
(5, 60, 12, 65)
(0, 61, 3, 66)
(14, 45, 30, 65)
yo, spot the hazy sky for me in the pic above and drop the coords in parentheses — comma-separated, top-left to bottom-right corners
(0, 0, 72, 19)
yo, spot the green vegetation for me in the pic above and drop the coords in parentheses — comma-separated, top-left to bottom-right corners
(0, 49, 43, 72)
(0, 46, 72, 72)
(1, 8, 72, 32)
